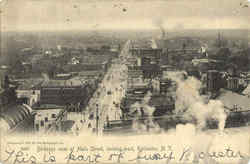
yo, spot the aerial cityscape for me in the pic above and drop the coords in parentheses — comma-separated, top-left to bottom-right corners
(0, 28, 249, 136)
(0, 0, 250, 137)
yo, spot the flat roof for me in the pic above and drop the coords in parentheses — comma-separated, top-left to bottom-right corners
(41, 77, 85, 87)
(33, 104, 64, 110)
(16, 78, 44, 90)
(216, 89, 250, 111)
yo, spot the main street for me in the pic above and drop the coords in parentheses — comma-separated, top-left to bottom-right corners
(71, 40, 132, 135)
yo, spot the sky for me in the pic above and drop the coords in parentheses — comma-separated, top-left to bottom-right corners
(0, 0, 249, 31)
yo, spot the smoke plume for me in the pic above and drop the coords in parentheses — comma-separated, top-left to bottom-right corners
(153, 19, 166, 39)
(167, 71, 227, 131)
(129, 91, 161, 133)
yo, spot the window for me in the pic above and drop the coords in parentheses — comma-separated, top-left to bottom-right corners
(41, 121, 44, 126)
(51, 114, 56, 118)
(48, 124, 51, 129)
(45, 117, 48, 122)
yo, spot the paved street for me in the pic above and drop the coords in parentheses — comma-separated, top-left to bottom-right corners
(70, 40, 132, 135)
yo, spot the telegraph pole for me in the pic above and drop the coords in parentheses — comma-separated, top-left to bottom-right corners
(96, 104, 99, 136)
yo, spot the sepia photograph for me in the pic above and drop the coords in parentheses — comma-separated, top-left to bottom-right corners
(0, 0, 250, 163)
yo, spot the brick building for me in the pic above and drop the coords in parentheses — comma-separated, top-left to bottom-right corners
(40, 78, 94, 110)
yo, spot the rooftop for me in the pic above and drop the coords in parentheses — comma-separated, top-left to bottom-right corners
(122, 95, 174, 109)
(79, 70, 102, 77)
(41, 77, 85, 87)
(80, 54, 113, 63)
(216, 89, 250, 111)
(16, 78, 44, 90)
(33, 104, 64, 110)
(192, 58, 220, 66)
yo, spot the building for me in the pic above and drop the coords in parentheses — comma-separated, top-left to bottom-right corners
(126, 58, 138, 66)
(149, 95, 175, 116)
(151, 79, 160, 94)
(127, 66, 144, 87)
(127, 47, 164, 80)
(65, 60, 110, 73)
(33, 104, 66, 133)
(120, 95, 175, 119)
(128, 65, 161, 80)
(207, 70, 221, 92)
(130, 48, 162, 67)
(16, 79, 43, 107)
(160, 78, 172, 94)
(126, 84, 151, 100)
(215, 89, 250, 127)
(40, 78, 94, 109)
(129, 48, 163, 79)
(110, 44, 121, 52)
(160, 65, 175, 72)
(227, 65, 237, 77)
(217, 89, 250, 111)
(0, 104, 34, 134)
(30, 54, 44, 65)
(79, 71, 103, 80)
(54, 73, 73, 80)
(81, 63, 108, 72)
(16, 90, 40, 107)
(227, 77, 239, 92)
(130, 48, 162, 59)
(141, 64, 162, 79)
(126, 65, 151, 99)
(242, 84, 250, 97)
(191, 59, 218, 67)
(40, 86, 90, 108)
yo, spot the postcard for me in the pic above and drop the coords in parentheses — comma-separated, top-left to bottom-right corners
(0, 0, 250, 163)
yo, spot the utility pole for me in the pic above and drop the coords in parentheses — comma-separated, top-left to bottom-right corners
(96, 104, 99, 136)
